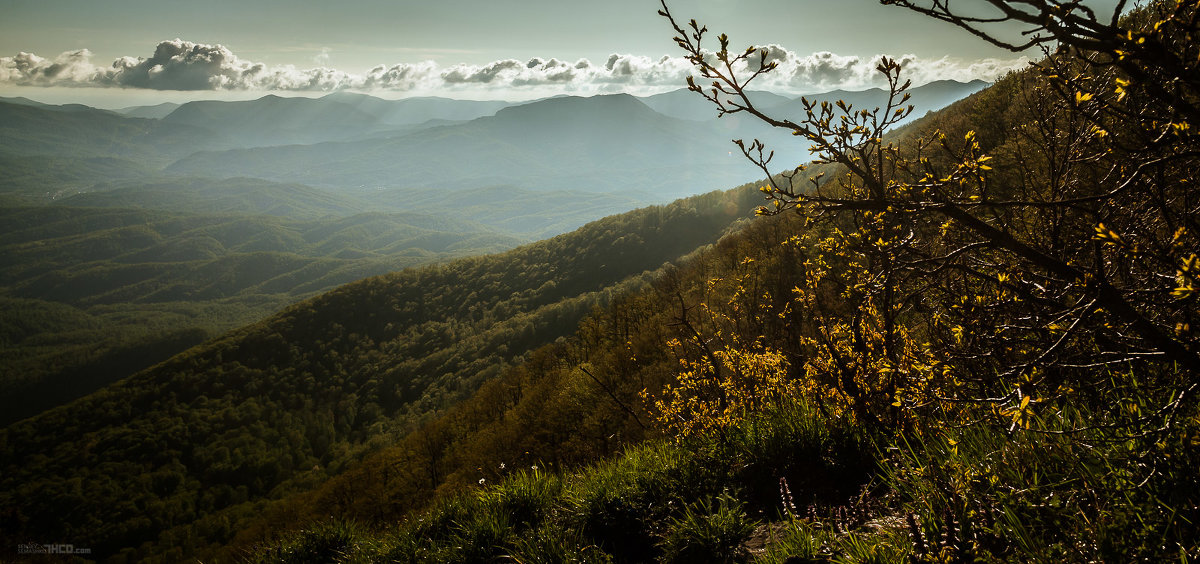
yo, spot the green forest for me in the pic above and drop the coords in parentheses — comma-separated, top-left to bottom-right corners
(0, 173, 653, 425)
(0, 200, 524, 424)
(4, 0, 1200, 562)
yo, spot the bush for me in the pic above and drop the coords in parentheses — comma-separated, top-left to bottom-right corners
(249, 518, 370, 564)
(659, 492, 757, 564)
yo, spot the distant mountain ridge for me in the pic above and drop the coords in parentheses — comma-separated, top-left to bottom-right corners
(0, 96, 118, 114)
(163, 92, 759, 199)
(162, 81, 987, 200)
(318, 92, 511, 125)
(1, 81, 988, 204)
(161, 95, 393, 147)
(115, 101, 181, 119)
(0, 101, 225, 166)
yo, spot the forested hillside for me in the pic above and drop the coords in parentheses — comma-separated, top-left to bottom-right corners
(0, 186, 759, 562)
(0, 198, 531, 424)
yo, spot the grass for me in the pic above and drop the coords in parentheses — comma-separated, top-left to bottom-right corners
(249, 396, 1200, 563)
(659, 492, 757, 563)
(248, 400, 874, 563)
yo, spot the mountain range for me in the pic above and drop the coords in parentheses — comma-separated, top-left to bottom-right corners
(3, 80, 987, 202)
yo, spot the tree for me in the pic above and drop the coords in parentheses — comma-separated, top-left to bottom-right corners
(658, 0, 1200, 434)
(882, 0, 1200, 123)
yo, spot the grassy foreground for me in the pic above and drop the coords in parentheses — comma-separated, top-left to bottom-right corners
(250, 390, 1199, 563)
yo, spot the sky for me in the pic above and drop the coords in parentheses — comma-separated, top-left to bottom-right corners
(0, 0, 1122, 108)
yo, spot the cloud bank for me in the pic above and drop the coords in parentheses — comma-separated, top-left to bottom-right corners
(1, 39, 1029, 96)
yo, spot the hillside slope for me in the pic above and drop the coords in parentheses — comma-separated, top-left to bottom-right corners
(0, 186, 760, 562)
(0, 201, 528, 425)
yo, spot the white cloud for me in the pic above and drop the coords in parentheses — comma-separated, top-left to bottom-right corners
(0, 39, 1029, 96)
(0, 49, 100, 86)
(705, 44, 1030, 93)
(360, 61, 438, 90)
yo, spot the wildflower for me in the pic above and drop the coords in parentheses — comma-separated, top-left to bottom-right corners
(478, 478, 485, 485)
(779, 477, 797, 517)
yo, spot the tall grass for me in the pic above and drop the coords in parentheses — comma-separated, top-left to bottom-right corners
(249, 394, 1199, 563)
(884, 401, 1200, 562)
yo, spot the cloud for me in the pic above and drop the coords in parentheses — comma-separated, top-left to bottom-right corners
(0, 39, 1029, 95)
(441, 59, 525, 84)
(0, 49, 101, 85)
(709, 44, 1030, 93)
(360, 61, 438, 90)
(103, 40, 257, 90)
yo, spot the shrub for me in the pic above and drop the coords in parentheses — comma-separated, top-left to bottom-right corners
(659, 492, 757, 564)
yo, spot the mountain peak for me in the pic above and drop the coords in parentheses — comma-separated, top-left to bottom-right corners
(495, 93, 658, 122)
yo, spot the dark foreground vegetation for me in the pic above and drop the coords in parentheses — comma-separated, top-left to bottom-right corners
(250, 1, 1200, 562)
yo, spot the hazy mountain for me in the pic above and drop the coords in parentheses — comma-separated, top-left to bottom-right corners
(669, 79, 991, 168)
(319, 92, 512, 125)
(40, 174, 647, 239)
(161, 95, 386, 147)
(0, 96, 116, 114)
(166, 93, 758, 199)
(164, 83, 987, 200)
(638, 88, 794, 121)
(359, 184, 647, 238)
(0, 100, 225, 166)
(639, 80, 986, 126)
(1, 82, 986, 206)
(764, 79, 990, 124)
(155, 94, 516, 148)
(116, 101, 182, 119)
